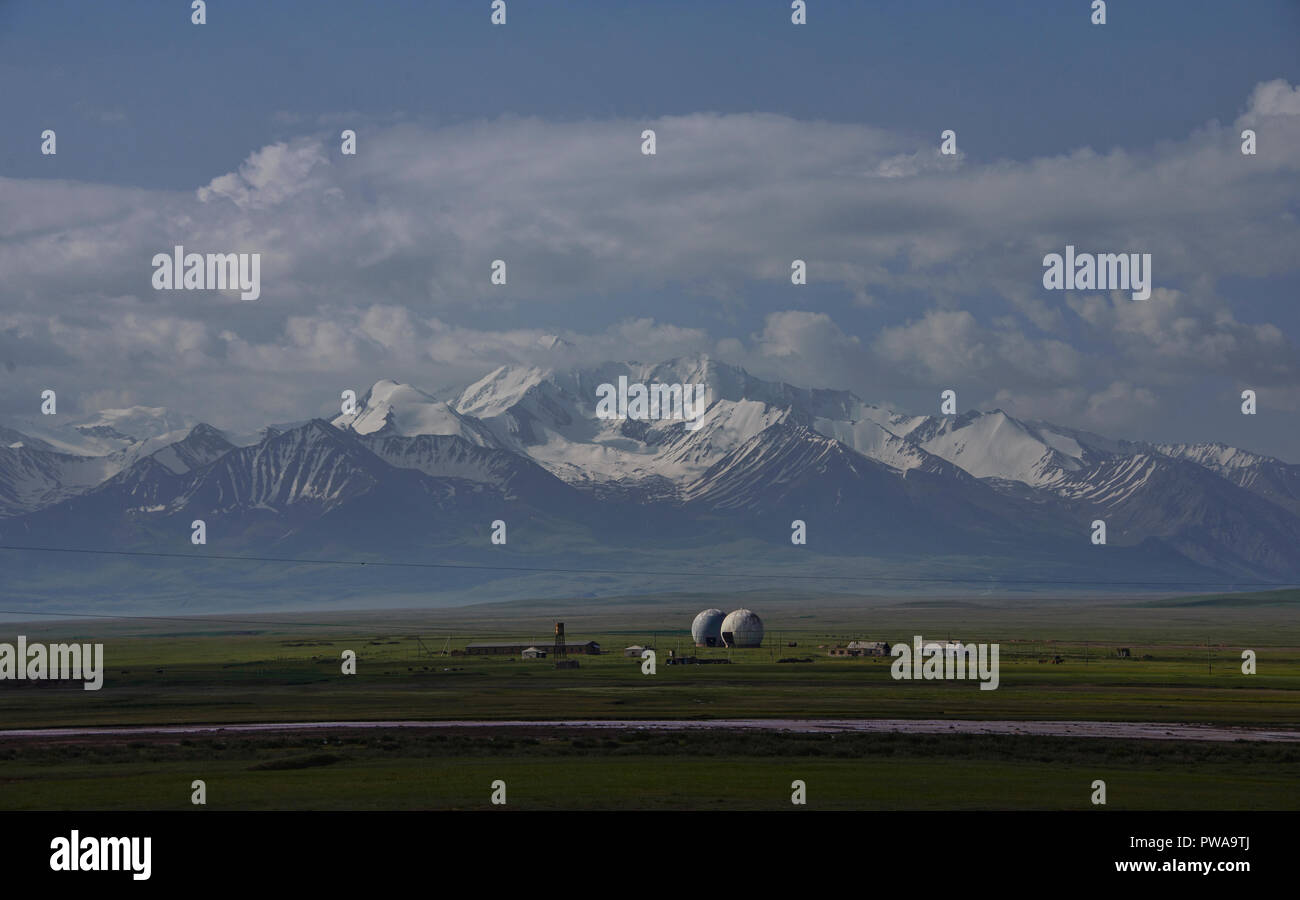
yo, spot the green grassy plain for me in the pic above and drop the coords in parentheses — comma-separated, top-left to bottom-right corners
(1, 590, 1297, 809)
(1, 591, 1297, 728)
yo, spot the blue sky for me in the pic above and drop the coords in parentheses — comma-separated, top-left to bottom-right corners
(4, 0, 1298, 186)
(1, 0, 1298, 458)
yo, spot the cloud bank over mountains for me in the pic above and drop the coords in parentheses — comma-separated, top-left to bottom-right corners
(1, 81, 1297, 458)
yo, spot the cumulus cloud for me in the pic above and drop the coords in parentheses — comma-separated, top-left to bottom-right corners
(1245, 79, 1300, 118)
(1068, 287, 1296, 386)
(872, 309, 1084, 386)
(990, 382, 1160, 433)
(196, 139, 328, 210)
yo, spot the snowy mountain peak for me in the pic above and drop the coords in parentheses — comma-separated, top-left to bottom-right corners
(454, 365, 556, 420)
(895, 408, 1094, 486)
(141, 423, 236, 475)
(73, 406, 196, 445)
(3, 406, 196, 457)
(334, 379, 498, 446)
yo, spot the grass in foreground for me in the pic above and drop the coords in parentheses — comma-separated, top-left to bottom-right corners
(1, 729, 1297, 811)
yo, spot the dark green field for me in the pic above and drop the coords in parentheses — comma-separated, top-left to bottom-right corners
(1, 590, 1297, 809)
(2, 728, 1297, 811)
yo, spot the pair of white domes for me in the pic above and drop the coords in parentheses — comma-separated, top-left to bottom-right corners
(691, 608, 764, 647)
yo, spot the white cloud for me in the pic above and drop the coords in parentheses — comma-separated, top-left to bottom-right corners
(872, 309, 1084, 386)
(1245, 79, 1300, 118)
(1068, 287, 1295, 385)
(196, 139, 328, 210)
(990, 381, 1160, 434)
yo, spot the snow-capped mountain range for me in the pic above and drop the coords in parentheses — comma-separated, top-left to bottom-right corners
(2, 357, 1297, 610)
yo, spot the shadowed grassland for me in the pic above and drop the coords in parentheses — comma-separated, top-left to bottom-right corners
(0, 728, 1296, 810)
